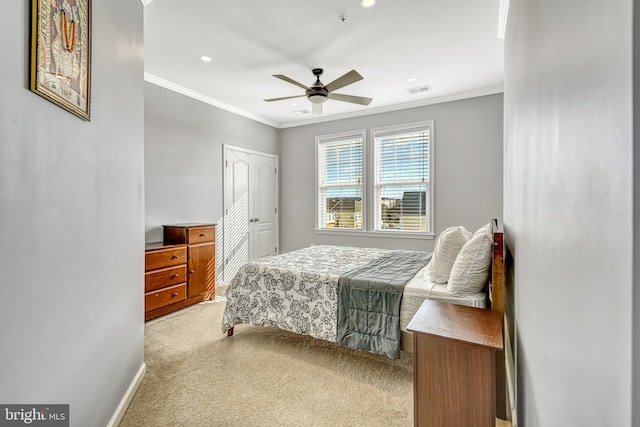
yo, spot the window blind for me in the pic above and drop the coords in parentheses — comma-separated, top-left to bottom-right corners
(317, 135, 364, 230)
(374, 125, 431, 233)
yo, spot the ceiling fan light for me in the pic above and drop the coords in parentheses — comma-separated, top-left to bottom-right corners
(308, 94, 327, 104)
(360, 0, 376, 7)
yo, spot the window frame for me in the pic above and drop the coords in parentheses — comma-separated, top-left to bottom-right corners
(315, 129, 367, 233)
(370, 121, 435, 237)
(314, 122, 435, 239)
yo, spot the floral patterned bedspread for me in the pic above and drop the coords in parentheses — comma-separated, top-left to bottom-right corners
(222, 245, 392, 342)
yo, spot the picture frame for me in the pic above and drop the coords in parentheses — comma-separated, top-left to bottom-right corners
(30, 0, 92, 121)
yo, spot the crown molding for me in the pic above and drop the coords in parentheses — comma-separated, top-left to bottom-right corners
(144, 73, 279, 128)
(144, 73, 502, 129)
(277, 85, 504, 129)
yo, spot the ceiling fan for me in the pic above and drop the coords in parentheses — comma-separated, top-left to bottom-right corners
(264, 68, 373, 115)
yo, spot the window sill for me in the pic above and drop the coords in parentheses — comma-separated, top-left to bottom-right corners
(314, 229, 435, 240)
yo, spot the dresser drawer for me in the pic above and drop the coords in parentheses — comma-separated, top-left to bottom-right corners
(145, 265, 187, 292)
(145, 284, 186, 312)
(188, 226, 215, 244)
(145, 246, 187, 271)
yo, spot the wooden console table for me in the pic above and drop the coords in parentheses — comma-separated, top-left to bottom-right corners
(407, 300, 503, 427)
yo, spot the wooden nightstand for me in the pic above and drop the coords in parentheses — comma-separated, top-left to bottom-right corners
(407, 300, 503, 427)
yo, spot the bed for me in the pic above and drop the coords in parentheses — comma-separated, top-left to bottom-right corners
(222, 219, 505, 360)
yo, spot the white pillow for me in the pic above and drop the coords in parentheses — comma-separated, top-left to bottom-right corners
(447, 223, 493, 296)
(427, 226, 472, 284)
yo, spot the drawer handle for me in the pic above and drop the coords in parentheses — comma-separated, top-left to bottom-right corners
(189, 269, 195, 274)
(171, 274, 178, 279)
(199, 233, 206, 237)
(172, 292, 179, 297)
(171, 255, 179, 259)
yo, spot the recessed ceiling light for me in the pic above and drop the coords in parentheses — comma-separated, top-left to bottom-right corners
(290, 102, 298, 107)
(199, 55, 212, 63)
(408, 77, 418, 82)
(360, 0, 376, 7)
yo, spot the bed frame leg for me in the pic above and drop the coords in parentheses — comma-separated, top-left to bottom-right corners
(227, 327, 234, 337)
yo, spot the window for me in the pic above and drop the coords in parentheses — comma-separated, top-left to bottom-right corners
(373, 122, 433, 234)
(315, 122, 434, 237)
(316, 131, 365, 230)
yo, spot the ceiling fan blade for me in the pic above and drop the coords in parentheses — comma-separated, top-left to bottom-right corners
(324, 70, 363, 93)
(329, 93, 373, 106)
(312, 103, 323, 115)
(264, 95, 306, 102)
(273, 74, 310, 90)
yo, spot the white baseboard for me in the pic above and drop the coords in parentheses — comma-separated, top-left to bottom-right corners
(106, 362, 146, 427)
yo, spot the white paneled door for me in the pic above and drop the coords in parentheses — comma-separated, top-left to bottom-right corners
(223, 146, 278, 282)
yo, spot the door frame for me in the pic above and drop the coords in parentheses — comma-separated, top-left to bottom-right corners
(222, 144, 279, 282)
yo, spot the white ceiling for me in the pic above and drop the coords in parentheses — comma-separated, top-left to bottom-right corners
(144, 0, 504, 129)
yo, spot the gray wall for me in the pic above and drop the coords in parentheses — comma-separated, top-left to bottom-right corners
(504, 0, 633, 425)
(0, 2, 144, 427)
(144, 83, 280, 243)
(279, 94, 504, 252)
(634, 1, 640, 422)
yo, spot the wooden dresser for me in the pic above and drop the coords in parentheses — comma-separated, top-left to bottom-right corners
(164, 223, 216, 298)
(407, 300, 503, 427)
(144, 223, 216, 321)
(144, 243, 188, 320)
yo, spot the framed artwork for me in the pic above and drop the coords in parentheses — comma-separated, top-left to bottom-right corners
(30, 0, 92, 121)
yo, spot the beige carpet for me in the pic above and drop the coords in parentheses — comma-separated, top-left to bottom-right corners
(120, 299, 414, 427)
